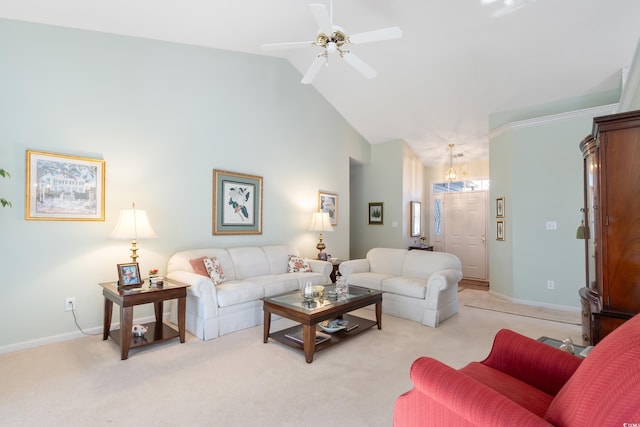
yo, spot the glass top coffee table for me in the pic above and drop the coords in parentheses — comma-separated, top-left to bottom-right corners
(262, 284, 382, 363)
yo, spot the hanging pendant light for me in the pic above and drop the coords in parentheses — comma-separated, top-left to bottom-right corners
(446, 143, 457, 182)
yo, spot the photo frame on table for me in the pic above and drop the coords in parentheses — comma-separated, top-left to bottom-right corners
(25, 150, 105, 221)
(369, 202, 384, 225)
(497, 220, 505, 241)
(496, 197, 505, 218)
(318, 191, 338, 226)
(213, 169, 263, 235)
(117, 262, 142, 287)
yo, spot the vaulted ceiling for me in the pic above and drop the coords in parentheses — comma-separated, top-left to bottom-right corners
(1, 0, 639, 166)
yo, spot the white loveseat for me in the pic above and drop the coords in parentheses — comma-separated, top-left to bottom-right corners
(166, 245, 331, 340)
(338, 248, 462, 327)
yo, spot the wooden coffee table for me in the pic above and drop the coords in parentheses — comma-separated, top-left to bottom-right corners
(99, 278, 190, 360)
(262, 285, 382, 363)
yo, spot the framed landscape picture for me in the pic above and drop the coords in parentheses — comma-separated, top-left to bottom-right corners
(213, 169, 263, 235)
(369, 202, 384, 225)
(25, 150, 105, 221)
(318, 191, 338, 226)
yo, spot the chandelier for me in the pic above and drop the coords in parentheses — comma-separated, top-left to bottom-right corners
(445, 144, 457, 182)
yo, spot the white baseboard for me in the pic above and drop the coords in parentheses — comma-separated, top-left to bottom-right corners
(488, 290, 581, 314)
(0, 314, 168, 355)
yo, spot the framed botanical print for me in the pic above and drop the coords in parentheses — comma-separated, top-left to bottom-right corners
(496, 197, 505, 218)
(26, 150, 105, 221)
(318, 191, 338, 226)
(369, 202, 383, 225)
(213, 169, 263, 235)
(497, 220, 505, 241)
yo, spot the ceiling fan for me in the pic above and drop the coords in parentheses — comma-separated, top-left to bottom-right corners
(260, 0, 402, 84)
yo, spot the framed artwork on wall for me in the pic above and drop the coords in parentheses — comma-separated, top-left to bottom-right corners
(213, 169, 263, 235)
(25, 150, 105, 221)
(369, 202, 384, 225)
(410, 201, 421, 237)
(497, 220, 505, 241)
(496, 197, 505, 218)
(318, 191, 338, 226)
(117, 262, 141, 288)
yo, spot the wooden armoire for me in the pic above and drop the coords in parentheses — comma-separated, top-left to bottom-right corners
(580, 110, 640, 345)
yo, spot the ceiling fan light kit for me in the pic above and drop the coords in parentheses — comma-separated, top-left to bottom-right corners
(260, 1, 402, 84)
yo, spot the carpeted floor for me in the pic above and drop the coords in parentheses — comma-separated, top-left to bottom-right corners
(0, 289, 581, 426)
(465, 296, 581, 325)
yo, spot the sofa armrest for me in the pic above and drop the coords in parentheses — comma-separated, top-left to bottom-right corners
(394, 357, 552, 426)
(481, 329, 582, 396)
(339, 259, 370, 280)
(307, 259, 332, 279)
(426, 268, 462, 291)
(167, 270, 217, 299)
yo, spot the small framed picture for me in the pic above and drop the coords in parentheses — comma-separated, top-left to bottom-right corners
(496, 197, 505, 218)
(117, 262, 142, 287)
(496, 220, 505, 241)
(318, 191, 338, 226)
(369, 202, 384, 225)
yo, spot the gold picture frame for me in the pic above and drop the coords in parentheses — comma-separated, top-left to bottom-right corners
(497, 220, 505, 241)
(496, 197, 505, 218)
(213, 169, 263, 235)
(26, 150, 105, 221)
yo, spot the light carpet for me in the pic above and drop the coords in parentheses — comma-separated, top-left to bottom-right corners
(0, 289, 581, 427)
(465, 295, 581, 325)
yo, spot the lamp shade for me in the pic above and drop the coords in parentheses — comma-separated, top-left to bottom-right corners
(110, 205, 158, 240)
(308, 212, 334, 232)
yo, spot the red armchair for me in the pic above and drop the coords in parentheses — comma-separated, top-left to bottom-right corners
(393, 313, 640, 426)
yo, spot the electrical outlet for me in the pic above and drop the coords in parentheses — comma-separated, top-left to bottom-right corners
(547, 280, 555, 290)
(64, 297, 76, 312)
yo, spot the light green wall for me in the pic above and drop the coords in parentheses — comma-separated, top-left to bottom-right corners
(349, 140, 425, 259)
(0, 19, 369, 350)
(489, 112, 599, 307)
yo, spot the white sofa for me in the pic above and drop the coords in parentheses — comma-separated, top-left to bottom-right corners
(166, 245, 332, 340)
(338, 248, 462, 327)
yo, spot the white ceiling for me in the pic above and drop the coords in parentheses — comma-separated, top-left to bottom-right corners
(1, 0, 639, 166)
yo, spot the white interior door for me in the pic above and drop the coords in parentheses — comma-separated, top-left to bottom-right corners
(443, 191, 488, 280)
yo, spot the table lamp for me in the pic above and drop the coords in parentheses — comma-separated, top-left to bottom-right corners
(309, 212, 333, 259)
(110, 202, 158, 262)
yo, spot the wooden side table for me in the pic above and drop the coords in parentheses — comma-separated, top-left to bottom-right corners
(99, 278, 190, 360)
(408, 245, 434, 251)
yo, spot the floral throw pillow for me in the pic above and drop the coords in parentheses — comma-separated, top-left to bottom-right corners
(203, 257, 226, 285)
(288, 255, 312, 273)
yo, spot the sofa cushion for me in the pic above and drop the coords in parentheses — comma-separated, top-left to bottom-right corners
(203, 257, 226, 285)
(347, 272, 393, 290)
(215, 281, 264, 307)
(228, 247, 270, 279)
(460, 362, 554, 418)
(288, 255, 311, 273)
(402, 251, 462, 279)
(252, 274, 301, 297)
(367, 248, 408, 275)
(382, 276, 428, 299)
(189, 256, 209, 277)
(263, 245, 296, 275)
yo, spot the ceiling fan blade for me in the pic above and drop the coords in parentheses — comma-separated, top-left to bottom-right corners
(301, 54, 327, 84)
(348, 27, 402, 44)
(342, 52, 377, 79)
(260, 41, 315, 51)
(310, 3, 333, 36)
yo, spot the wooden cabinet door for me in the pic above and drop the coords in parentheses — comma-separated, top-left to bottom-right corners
(600, 126, 640, 312)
